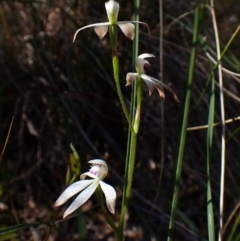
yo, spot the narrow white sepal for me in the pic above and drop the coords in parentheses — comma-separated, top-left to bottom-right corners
(141, 74, 180, 102)
(99, 181, 116, 214)
(94, 26, 109, 39)
(63, 180, 99, 218)
(54, 180, 94, 207)
(141, 74, 155, 95)
(73, 22, 110, 42)
(146, 75, 180, 102)
(117, 23, 135, 40)
(126, 73, 138, 86)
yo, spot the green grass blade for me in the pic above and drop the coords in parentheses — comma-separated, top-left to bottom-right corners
(167, 6, 203, 241)
(227, 213, 240, 241)
(206, 63, 215, 241)
(0, 223, 41, 240)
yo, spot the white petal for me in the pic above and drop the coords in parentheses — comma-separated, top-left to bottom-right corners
(141, 74, 165, 99)
(138, 53, 155, 60)
(141, 74, 155, 95)
(141, 74, 153, 84)
(105, 0, 119, 23)
(54, 180, 94, 206)
(142, 74, 180, 102)
(63, 180, 99, 218)
(99, 181, 116, 214)
(94, 26, 109, 39)
(147, 76, 180, 102)
(117, 23, 135, 40)
(117, 20, 151, 36)
(126, 73, 138, 86)
(73, 22, 110, 42)
(136, 54, 154, 73)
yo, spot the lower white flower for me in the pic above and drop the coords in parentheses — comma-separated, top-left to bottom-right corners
(54, 159, 116, 218)
(126, 53, 180, 102)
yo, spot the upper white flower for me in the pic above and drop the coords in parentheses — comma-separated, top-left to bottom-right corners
(73, 0, 149, 41)
(54, 159, 116, 218)
(126, 54, 180, 102)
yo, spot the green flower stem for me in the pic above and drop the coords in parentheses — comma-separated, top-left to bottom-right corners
(117, 131, 137, 241)
(117, 0, 140, 239)
(96, 187, 117, 232)
(109, 24, 117, 52)
(133, 76, 143, 133)
(117, 72, 137, 241)
(109, 24, 133, 130)
(117, 76, 142, 241)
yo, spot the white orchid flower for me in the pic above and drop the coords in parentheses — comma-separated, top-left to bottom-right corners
(54, 159, 116, 218)
(73, 0, 149, 42)
(126, 53, 180, 102)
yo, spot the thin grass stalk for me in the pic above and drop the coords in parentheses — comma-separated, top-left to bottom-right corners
(118, 0, 140, 240)
(118, 79, 142, 238)
(167, 7, 201, 241)
(209, 2, 225, 240)
(44, 208, 60, 241)
(0, 116, 14, 162)
(153, 0, 164, 203)
(206, 66, 215, 241)
(117, 131, 137, 241)
(227, 214, 240, 241)
(198, 24, 240, 106)
(122, 71, 137, 207)
(222, 203, 240, 237)
(122, 1, 139, 204)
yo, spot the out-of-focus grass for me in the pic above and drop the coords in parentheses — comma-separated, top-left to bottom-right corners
(0, 0, 239, 240)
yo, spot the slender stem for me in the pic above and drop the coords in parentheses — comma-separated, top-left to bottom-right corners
(44, 208, 61, 241)
(118, 77, 142, 241)
(133, 76, 143, 133)
(117, 77, 142, 239)
(117, 0, 140, 240)
(0, 116, 14, 162)
(209, 2, 225, 240)
(117, 131, 137, 241)
(159, 0, 164, 195)
(122, 0, 140, 200)
(118, 74, 137, 241)
(109, 23, 135, 240)
(109, 24, 117, 51)
(153, 0, 164, 206)
(109, 24, 133, 130)
(206, 63, 215, 241)
(167, 7, 201, 241)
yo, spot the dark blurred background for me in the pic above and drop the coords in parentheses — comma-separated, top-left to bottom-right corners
(0, 0, 240, 240)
